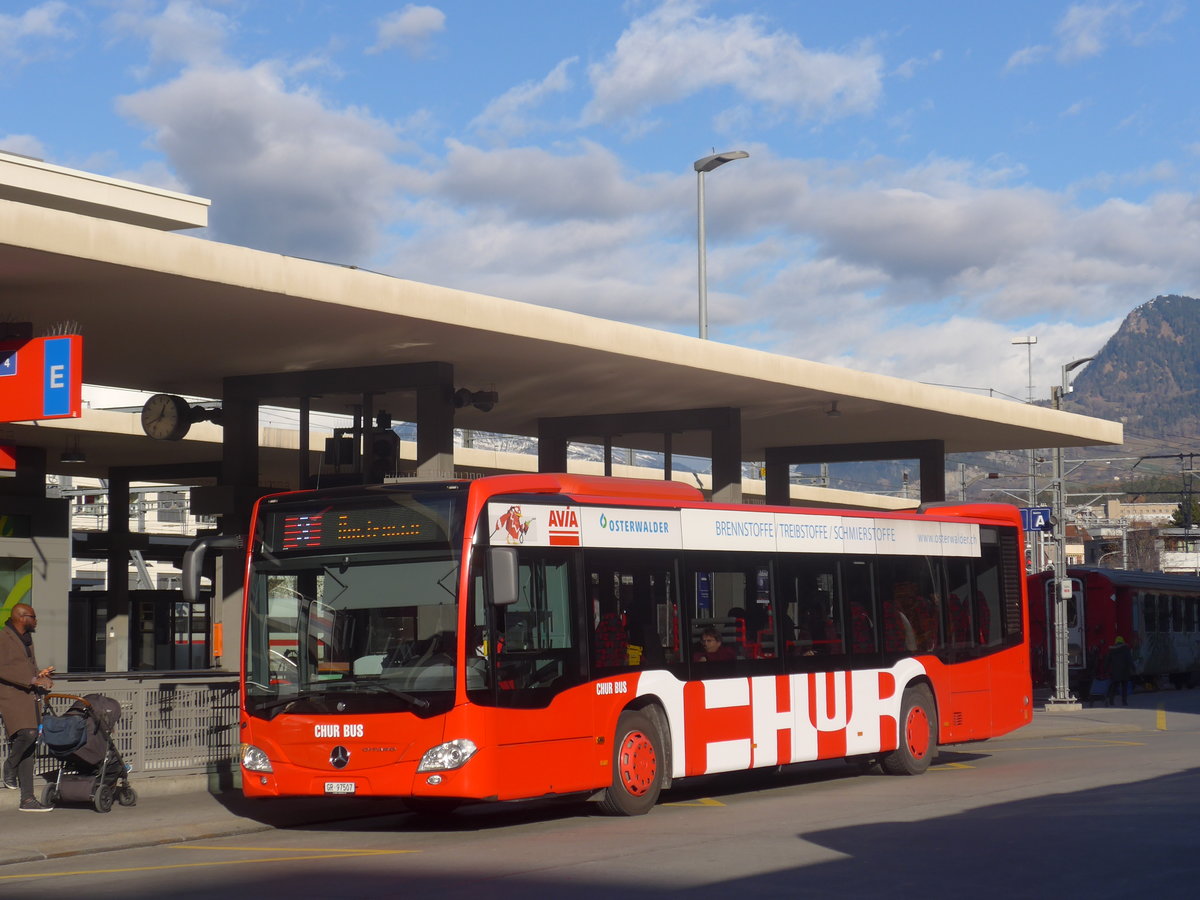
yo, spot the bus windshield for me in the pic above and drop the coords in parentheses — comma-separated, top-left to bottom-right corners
(244, 488, 466, 717)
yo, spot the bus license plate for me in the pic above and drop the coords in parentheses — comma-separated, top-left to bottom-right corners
(325, 782, 356, 795)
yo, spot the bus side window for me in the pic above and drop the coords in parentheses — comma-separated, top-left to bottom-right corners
(840, 559, 876, 657)
(584, 551, 682, 675)
(684, 553, 781, 673)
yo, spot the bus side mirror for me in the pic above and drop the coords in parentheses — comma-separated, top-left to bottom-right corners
(489, 547, 519, 606)
(182, 534, 244, 601)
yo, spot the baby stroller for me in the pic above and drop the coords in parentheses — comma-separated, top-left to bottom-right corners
(40, 693, 137, 813)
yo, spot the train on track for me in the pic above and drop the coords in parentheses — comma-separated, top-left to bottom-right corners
(1028, 567, 1200, 691)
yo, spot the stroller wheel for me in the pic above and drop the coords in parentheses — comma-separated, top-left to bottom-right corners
(117, 785, 138, 807)
(41, 785, 60, 808)
(93, 784, 115, 813)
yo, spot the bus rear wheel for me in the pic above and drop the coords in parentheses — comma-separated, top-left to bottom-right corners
(597, 709, 663, 816)
(881, 685, 936, 776)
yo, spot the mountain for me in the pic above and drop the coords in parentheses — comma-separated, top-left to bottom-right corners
(1064, 294, 1200, 439)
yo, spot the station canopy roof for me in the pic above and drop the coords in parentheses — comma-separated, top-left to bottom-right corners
(0, 152, 1122, 480)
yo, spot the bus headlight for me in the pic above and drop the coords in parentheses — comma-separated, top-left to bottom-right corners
(241, 743, 274, 773)
(417, 738, 477, 772)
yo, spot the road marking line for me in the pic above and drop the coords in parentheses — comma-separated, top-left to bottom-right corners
(0, 848, 415, 882)
(1062, 737, 1145, 746)
(930, 762, 974, 770)
(664, 797, 726, 807)
(169, 845, 398, 854)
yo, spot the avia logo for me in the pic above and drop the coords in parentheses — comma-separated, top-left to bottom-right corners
(548, 509, 578, 529)
(330, 746, 350, 769)
(547, 507, 581, 546)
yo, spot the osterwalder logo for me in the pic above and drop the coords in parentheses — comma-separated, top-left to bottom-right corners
(598, 513, 671, 534)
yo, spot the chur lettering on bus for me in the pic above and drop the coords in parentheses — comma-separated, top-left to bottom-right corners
(636, 659, 923, 778)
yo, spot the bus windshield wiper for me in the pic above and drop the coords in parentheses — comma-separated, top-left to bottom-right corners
(249, 687, 322, 719)
(357, 680, 431, 710)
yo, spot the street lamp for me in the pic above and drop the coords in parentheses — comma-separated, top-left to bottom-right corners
(1048, 355, 1093, 708)
(695, 150, 748, 339)
(1011, 336, 1037, 403)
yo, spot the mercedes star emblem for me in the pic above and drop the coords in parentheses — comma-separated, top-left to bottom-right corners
(330, 746, 350, 769)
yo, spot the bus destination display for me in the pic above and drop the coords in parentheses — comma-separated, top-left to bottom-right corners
(272, 505, 438, 551)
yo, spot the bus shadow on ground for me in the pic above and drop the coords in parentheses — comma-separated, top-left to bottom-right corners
(130, 768, 1200, 900)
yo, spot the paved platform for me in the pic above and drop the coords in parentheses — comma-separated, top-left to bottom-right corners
(2, 689, 1197, 867)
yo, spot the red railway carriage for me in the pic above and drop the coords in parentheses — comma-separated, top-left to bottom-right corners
(1028, 567, 1200, 691)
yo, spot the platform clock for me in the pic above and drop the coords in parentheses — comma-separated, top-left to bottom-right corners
(141, 393, 193, 441)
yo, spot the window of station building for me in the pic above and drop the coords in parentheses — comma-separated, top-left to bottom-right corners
(1143, 594, 1157, 633)
(157, 490, 186, 524)
(1157, 593, 1171, 633)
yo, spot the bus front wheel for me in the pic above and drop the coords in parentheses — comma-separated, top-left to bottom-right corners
(598, 709, 663, 816)
(881, 685, 936, 776)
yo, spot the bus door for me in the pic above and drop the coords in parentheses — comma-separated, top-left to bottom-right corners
(484, 549, 596, 799)
(584, 552, 682, 736)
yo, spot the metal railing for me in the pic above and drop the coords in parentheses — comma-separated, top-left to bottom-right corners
(2, 672, 239, 780)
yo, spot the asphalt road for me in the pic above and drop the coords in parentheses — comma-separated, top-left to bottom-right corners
(2, 700, 1197, 900)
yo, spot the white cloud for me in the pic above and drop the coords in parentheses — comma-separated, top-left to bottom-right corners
(894, 49, 942, 80)
(88, 2, 1199, 406)
(1055, 2, 1135, 62)
(368, 4, 446, 56)
(0, 133, 48, 159)
(107, 0, 232, 70)
(470, 58, 577, 140)
(0, 1, 77, 61)
(117, 63, 403, 263)
(430, 139, 673, 221)
(1004, 44, 1049, 71)
(583, 0, 882, 127)
(1007, 1, 1147, 70)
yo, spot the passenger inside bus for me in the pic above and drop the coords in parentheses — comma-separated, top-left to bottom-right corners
(849, 602, 875, 654)
(882, 596, 916, 653)
(592, 594, 628, 668)
(692, 626, 736, 662)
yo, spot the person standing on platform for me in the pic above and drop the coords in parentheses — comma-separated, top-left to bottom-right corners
(1105, 636, 1134, 707)
(0, 603, 55, 812)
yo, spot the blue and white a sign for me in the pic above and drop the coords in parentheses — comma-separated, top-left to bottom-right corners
(1020, 506, 1054, 532)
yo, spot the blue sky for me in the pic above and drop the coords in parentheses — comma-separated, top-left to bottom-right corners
(3, 0, 1199, 404)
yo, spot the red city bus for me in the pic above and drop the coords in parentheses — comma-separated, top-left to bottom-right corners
(187, 473, 1032, 815)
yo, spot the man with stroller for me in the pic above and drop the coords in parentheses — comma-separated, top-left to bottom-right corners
(0, 603, 55, 812)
